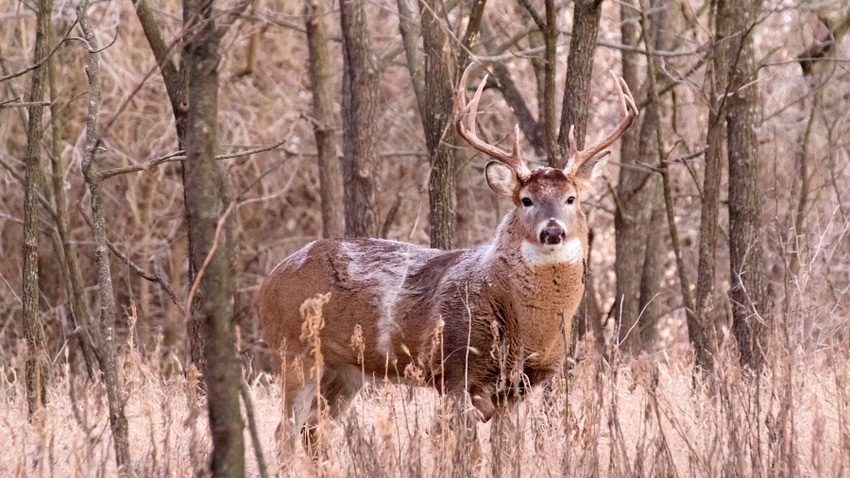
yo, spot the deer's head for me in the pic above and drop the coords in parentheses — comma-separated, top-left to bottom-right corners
(456, 66, 637, 264)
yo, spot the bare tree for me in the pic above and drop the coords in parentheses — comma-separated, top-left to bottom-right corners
(340, 0, 381, 238)
(46, 25, 99, 379)
(305, 0, 345, 239)
(557, 0, 603, 164)
(726, 0, 768, 371)
(693, 0, 732, 372)
(130, 0, 250, 375)
(419, 0, 458, 249)
(76, 0, 131, 467)
(21, 0, 53, 416)
(613, 0, 645, 346)
(182, 0, 247, 474)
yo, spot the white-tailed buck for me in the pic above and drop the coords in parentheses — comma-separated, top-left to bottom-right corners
(258, 65, 636, 448)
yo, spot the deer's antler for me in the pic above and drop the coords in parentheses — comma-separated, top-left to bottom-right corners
(456, 64, 531, 181)
(564, 72, 638, 177)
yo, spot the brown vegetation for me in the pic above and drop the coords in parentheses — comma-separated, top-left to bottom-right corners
(1, 0, 849, 476)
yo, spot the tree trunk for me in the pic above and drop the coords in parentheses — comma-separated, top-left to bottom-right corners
(638, 0, 697, 363)
(182, 0, 245, 474)
(306, 0, 345, 239)
(22, 0, 54, 416)
(77, 0, 131, 467)
(420, 0, 456, 249)
(613, 0, 647, 349)
(340, 0, 381, 238)
(726, 0, 767, 371)
(631, 0, 669, 351)
(47, 22, 99, 379)
(551, 0, 603, 345)
(131, 0, 203, 368)
(693, 0, 730, 372)
(556, 0, 603, 165)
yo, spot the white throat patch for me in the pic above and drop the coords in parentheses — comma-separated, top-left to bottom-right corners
(521, 236, 584, 266)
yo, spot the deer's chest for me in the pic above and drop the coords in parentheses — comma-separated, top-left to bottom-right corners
(511, 264, 584, 362)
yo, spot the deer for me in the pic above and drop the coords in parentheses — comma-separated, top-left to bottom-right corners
(257, 64, 637, 451)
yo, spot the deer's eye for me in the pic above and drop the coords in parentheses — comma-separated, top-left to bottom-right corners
(521, 197, 533, 207)
(566, 196, 575, 205)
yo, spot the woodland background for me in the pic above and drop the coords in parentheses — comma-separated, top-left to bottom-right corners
(1, 0, 849, 476)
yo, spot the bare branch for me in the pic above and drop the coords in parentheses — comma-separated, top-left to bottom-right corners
(0, 21, 76, 83)
(100, 138, 288, 180)
(79, 207, 187, 317)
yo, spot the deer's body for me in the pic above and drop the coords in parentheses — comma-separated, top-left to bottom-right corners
(258, 66, 636, 447)
(258, 186, 588, 422)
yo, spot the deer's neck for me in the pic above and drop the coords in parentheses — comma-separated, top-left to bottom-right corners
(486, 213, 587, 364)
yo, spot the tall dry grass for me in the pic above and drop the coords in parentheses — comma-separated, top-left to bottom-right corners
(1, 0, 849, 476)
(2, 329, 849, 477)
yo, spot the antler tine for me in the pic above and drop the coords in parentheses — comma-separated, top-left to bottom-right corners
(564, 71, 638, 175)
(456, 64, 530, 180)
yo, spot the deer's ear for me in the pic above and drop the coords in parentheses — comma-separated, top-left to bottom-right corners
(485, 161, 519, 197)
(573, 153, 610, 193)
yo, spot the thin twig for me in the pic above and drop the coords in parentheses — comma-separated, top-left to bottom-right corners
(185, 202, 235, 316)
(78, 205, 187, 317)
(0, 100, 51, 109)
(241, 376, 269, 478)
(100, 138, 288, 180)
(0, 20, 77, 83)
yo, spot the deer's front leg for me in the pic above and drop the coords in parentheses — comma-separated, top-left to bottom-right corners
(469, 384, 497, 422)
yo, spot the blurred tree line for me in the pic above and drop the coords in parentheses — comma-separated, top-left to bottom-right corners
(1, 0, 848, 475)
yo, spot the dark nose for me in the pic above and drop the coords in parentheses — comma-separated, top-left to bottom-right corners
(540, 220, 566, 245)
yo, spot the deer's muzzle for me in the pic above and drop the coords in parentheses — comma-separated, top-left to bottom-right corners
(540, 219, 566, 245)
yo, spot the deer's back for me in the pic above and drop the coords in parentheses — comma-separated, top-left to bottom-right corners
(257, 238, 457, 375)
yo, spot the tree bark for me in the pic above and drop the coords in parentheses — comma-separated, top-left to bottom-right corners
(726, 0, 767, 371)
(546, 0, 603, 344)
(22, 0, 54, 417)
(613, 0, 647, 348)
(77, 0, 131, 467)
(340, 0, 381, 238)
(182, 0, 246, 473)
(557, 0, 603, 164)
(693, 0, 730, 372)
(638, 0, 697, 362)
(131, 0, 201, 367)
(47, 21, 99, 379)
(306, 0, 345, 239)
(420, 0, 457, 249)
(632, 0, 669, 351)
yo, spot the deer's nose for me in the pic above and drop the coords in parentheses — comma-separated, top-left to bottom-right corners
(540, 219, 566, 245)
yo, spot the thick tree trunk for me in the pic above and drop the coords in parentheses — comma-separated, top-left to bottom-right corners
(726, 0, 767, 371)
(549, 0, 603, 345)
(630, 0, 669, 351)
(556, 0, 603, 165)
(306, 0, 345, 239)
(340, 0, 381, 238)
(613, 0, 647, 348)
(420, 0, 456, 249)
(182, 0, 245, 474)
(77, 0, 131, 467)
(22, 0, 54, 416)
(131, 0, 199, 367)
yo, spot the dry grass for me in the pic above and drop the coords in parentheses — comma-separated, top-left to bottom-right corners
(1, 0, 850, 476)
(1, 336, 849, 477)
